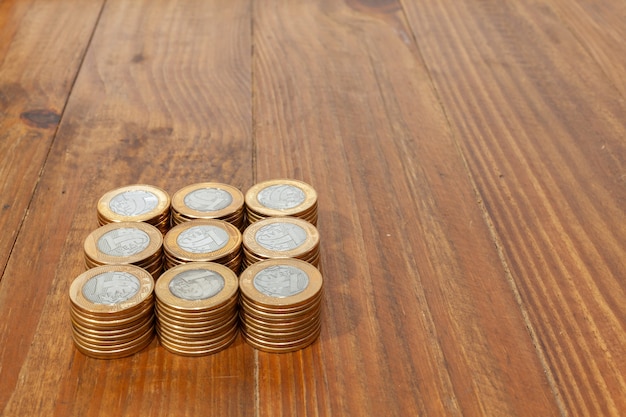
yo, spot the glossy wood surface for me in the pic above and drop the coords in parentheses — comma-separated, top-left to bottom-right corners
(0, 0, 624, 415)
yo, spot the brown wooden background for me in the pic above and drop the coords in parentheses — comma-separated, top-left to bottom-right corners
(1, 0, 624, 415)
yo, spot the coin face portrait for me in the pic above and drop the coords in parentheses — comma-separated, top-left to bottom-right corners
(184, 188, 233, 212)
(169, 269, 225, 301)
(253, 265, 309, 298)
(257, 184, 305, 210)
(97, 228, 150, 256)
(177, 225, 229, 253)
(82, 271, 141, 305)
(255, 223, 307, 251)
(109, 190, 159, 216)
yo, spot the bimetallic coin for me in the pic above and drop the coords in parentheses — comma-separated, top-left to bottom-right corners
(97, 184, 170, 224)
(239, 259, 323, 308)
(70, 265, 154, 315)
(244, 179, 318, 223)
(163, 220, 241, 266)
(84, 222, 162, 268)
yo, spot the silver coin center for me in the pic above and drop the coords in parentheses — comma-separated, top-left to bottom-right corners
(177, 225, 229, 253)
(184, 188, 233, 212)
(82, 271, 141, 305)
(97, 228, 150, 256)
(255, 223, 307, 251)
(109, 190, 159, 216)
(169, 269, 225, 301)
(257, 184, 305, 210)
(253, 265, 309, 298)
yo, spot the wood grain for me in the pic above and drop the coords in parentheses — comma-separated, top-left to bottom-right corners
(252, 0, 562, 415)
(0, 0, 103, 278)
(401, 0, 626, 415)
(0, 0, 253, 415)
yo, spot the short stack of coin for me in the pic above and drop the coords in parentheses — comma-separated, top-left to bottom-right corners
(97, 184, 171, 234)
(69, 265, 156, 359)
(170, 182, 246, 231)
(155, 262, 239, 356)
(163, 219, 242, 273)
(242, 217, 320, 270)
(244, 179, 318, 226)
(239, 258, 323, 353)
(84, 221, 163, 279)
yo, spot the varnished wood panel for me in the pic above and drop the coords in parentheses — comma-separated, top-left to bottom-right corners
(0, 0, 103, 278)
(401, 0, 626, 415)
(252, 0, 562, 415)
(0, 0, 253, 415)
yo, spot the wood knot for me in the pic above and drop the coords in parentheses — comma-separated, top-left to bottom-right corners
(20, 109, 61, 129)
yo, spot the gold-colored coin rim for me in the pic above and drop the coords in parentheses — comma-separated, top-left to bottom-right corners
(73, 330, 155, 359)
(171, 182, 245, 220)
(84, 222, 163, 266)
(155, 262, 239, 311)
(242, 217, 320, 260)
(69, 264, 155, 315)
(163, 219, 242, 262)
(158, 328, 238, 356)
(97, 184, 171, 224)
(241, 326, 320, 353)
(239, 259, 323, 308)
(244, 179, 317, 217)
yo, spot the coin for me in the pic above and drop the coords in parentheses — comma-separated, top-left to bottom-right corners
(244, 179, 318, 226)
(97, 184, 171, 234)
(171, 183, 245, 231)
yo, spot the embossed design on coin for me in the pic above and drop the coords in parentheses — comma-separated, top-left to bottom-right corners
(97, 228, 150, 256)
(255, 223, 307, 251)
(177, 225, 229, 253)
(109, 190, 159, 216)
(253, 265, 309, 298)
(184, 188, 233, 212)
(257, 185, 305, 210)
(82, 271, 141, 305)
(169, 269, 225, 301)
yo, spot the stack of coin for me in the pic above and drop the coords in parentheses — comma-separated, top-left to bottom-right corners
(84, 221, 163, 279)
(244, 179, 318, 226)
(239, 258, 323, 353)
(163, 219, 242, 273)
(97, 184, 171, 234)
(242, 217, 320, 270)
(155, 262, 239, 356)
(69, 265, 155, 359)
(170, 182, 246, 231)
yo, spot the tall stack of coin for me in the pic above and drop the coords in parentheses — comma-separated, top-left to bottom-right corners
(97, 184, 171, 234)
(84, 222, 163, 279)
(244, 179, 318, 226)
(170, 182, 245, 231)
(69, 265, 155, 359)
(239, 259, 323, 353)
(155, 263, 239, 356)
(242, 217, 320, 270)
(163, 219, 242, 273)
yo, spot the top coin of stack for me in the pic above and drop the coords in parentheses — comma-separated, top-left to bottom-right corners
(97, 184, 171, 234)
(84, 221, 164, 279)
(163, 219, 242, 274)
(170, 182, 245, 231)
(69, 264, 156, 359)
(241, 216, 320, 270)
(244, 179, 318, 226)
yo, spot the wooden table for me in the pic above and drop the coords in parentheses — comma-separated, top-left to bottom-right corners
(1, 0, 624, 415)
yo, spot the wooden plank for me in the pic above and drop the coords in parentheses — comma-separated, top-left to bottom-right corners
(0, 0, 103, 278)
(252, 0, 562, 415)
(0, 0, 254, 415)
(400, 0, 626, 415)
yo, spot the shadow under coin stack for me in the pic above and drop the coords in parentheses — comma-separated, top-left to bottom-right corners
(97, 184, 171, 234)
(155, 262, 239, 356)
(244, 179, 318, 226)
(239, 258, 323, 353)
(170, 182, 245, 231)
(83, 221, 164, 279)
(69, 265, 155, 359)
(242, 217, 320, 270)
(163, 219, 242, 273)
